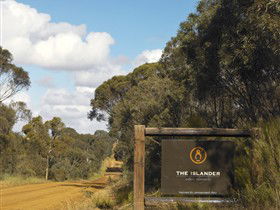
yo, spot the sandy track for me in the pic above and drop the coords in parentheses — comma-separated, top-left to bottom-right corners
(1, 176, 110, 210)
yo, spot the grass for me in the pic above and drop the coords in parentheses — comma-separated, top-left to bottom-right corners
(233, 118, 280, 209)
(91, 188, 116, 209)
(62, 188, 116, 210)
(0, 174, 47, 187)
(59, 197, 99, 210)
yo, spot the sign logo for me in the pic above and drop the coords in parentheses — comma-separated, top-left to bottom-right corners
(190, 146, 207, 164)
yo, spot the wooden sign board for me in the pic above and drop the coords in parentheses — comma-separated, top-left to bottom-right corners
(161, 140, 235, 195)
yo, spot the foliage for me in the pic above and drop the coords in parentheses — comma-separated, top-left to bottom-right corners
(89, 64, 185, 184)
(234, 118, 280, 208)
(0, 103, 22, 175)
(0, 103, 16, 134)
(1, 111, 115, 181)
(88, 63, 162, 122)
(161, 0, 280, 126)
(112, 173, 133, 206)
(10, 101, 32, 122)
(0, 47, 31, 102)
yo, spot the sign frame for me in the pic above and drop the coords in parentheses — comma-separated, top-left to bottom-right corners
(133, 126, 258, 210)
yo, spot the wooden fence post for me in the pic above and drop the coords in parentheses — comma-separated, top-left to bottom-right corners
(134, 125, 145, 210)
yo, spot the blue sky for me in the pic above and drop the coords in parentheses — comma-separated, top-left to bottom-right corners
(2, 0, 198, 133)
(18, 0, 198, 58)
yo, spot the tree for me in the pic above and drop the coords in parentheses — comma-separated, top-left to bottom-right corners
(22, 116, 50, 177)
(10, 101, 32, 122)
(88, 0, 280, 190)
(0, 104, 17, 174)
(22, 116, 65, 180)
(88, 63, 162, 122)
(161, 0, 280, 126)
(44, 117, 65, 180)
(89, 64, 185, 185)
(0, 47, 31, 102)
(0, 103, 16, 134)
(0, 102, 33, 175)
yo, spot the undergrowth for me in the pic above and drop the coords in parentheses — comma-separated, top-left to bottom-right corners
(0, 174, 47, 187)
(234, 118, 280, 208)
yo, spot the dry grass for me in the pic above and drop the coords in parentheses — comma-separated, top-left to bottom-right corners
(0, 174, 47, 187)
(61, 188, 116, 210)
(91, 188, 116, 209)
(60, 197, 98, 210)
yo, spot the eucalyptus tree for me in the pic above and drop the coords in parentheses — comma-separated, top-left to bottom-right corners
(161, 0, 280, 126)
(44, 117, 65, 180)
(22, 116, 50, 177)
(0, 47, 30, 102)
(0, 104, 17, 174)
(88, 64, 185, 185)
(22, 116, 65, 180)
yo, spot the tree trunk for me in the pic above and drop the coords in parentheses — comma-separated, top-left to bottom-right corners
(45, 137, 54, 180)
(45, 155, 49, 180)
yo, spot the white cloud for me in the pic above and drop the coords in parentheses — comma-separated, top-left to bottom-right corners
(133, 49, 162, 68)
(73, 64, 127, 88)
(39, 87, 106, 134)
(1, 0, 164, 134)
(2, 0, 114, 71)
(72, 48, 162, 88)
(41, 88, 91, 106)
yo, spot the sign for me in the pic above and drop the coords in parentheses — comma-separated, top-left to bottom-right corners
(161, 140, 235, 195)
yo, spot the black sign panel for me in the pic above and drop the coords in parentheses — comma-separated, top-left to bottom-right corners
(161, 140, 235, 195)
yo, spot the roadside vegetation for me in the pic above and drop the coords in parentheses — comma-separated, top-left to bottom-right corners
(0, 174, 47, 188)
(88, 0, 280, 209)
(0, 114, 116, 182)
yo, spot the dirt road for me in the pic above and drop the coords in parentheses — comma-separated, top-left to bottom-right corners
(1, 176, 112, 210)
(1, 157, 123, 210)
(0, 158, 124, 210)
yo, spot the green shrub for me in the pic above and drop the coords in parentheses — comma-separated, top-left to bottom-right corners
(112, 172, 133, 205)
(234, 118, 280, 208)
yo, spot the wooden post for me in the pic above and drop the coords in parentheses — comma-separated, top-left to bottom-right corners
(134, 125, 145, 210)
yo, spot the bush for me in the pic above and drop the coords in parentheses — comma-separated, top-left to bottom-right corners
(50, 161, 70, 181)
(91, 188, 116, 209)
(111, 171, 133, 207)
(234, 118, 280, 208)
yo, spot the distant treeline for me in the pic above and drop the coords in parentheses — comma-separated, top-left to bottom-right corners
(0, 104, 115, 181)
(88, 0, 280, 208)
(0, 47, 116, 181)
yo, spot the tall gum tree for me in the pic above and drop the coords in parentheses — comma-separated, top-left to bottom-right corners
(23, 117, 65, 180)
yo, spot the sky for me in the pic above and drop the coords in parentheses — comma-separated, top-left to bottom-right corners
(1, 0, 198, 134)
